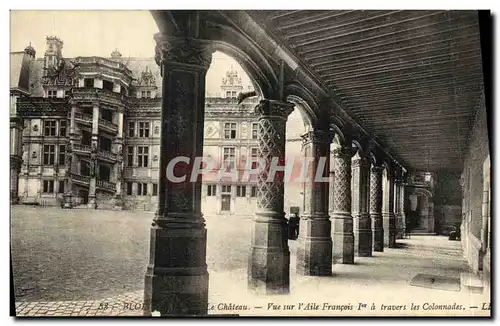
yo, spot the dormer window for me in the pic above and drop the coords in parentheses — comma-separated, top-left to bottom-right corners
(47, 90, 57, 98)
(146, 91, 151, 98)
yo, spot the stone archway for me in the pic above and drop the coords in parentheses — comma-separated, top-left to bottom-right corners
(407, 187, 435, 234)
(143, 10, 328, 316)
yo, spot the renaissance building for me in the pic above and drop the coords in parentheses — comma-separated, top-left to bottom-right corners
(10, 36, 304, 215)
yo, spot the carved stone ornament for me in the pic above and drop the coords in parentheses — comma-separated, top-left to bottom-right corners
(154, 35, 213, 69)
(254, 100, 294, 118)
(153, 154, 158, 161)
(154, 126, 159, 135)
(31, 151, 37, 159)
(301, 130, 333, 146)
(32, 125, 38, 132)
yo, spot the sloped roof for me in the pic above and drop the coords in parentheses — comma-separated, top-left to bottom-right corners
(29, 56, 162, 97)
(10, 52, 31, 93)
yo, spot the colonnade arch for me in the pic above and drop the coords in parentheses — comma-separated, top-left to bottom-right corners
(145, 10, 409, 316)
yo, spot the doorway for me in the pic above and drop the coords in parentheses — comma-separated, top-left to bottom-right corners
(221, 194, 231, 212)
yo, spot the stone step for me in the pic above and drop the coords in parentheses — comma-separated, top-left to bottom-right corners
(460, 272, 484, 294)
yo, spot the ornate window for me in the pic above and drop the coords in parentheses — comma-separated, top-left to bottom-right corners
(224, 123, 237, 139)
(251, 123, 259, 139)
(236, 185, 246, 197)
(43, 145, 55, 165)
(127, 146, 134, 166)
(44, 120, 57, 136)
(84, 78, 94, 88)
(127, 122, 135, 137)
(138, 122, 150, 138)
(137, 183, 148, 196)
(137, 146, 149, 168)
(126, 182, 133, 195)
(58, 145, 66, 165)
(207, 185, 216, 196)
(223, 147, 235, 169)
(222, 185, 231, 193)
(58, 180, 65, 194)
(250, 147, 259, 169)
(59, 120, 67, 137)
(47, 90, 57, 98)
(251, 186, 257, 198)
(43, 180, 54, 193)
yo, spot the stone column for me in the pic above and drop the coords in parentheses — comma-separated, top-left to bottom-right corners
(353, 156, 372, 256)
(296, 130, 332, 276)
(370, 165, 384, 252)
(400, 179, 406, 236)
(143, 32, 212, 316)
(248, 99, 294, 294)
(87, 101, 99, 209)
(330, 146, 355, 264)
(64, 104, 77, 208)
(114, 110, 124, 210)
(394, 177, 403, 239)
(10, 113, 23, 204)
(383, 166, 396, 247)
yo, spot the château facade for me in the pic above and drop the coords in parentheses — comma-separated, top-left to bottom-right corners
(10, 37, 304, 215)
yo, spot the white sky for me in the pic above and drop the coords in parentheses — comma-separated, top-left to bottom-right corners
(10, 10, 254, 95)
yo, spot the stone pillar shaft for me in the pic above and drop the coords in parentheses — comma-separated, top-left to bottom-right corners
(330, 146, 355, 264)
(10, 114, 23, 204)
(87, 102, 99, 208)
(248, 99, 294, 293)
(370, 166, 384, 252)
(114, 111, 124, 210)
(144, 32, 212, 316)
(353, 157, 372, 257)
(400, 183, 406, 236)
(64, 105, 76, 208)
(296, 130, 332, 276)
(383, 169, 396, 248)
(394, 179, 403, 239)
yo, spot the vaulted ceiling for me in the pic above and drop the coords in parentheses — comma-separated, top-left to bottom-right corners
(246, 10, 485, 172)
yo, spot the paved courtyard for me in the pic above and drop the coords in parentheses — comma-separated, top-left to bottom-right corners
(11, 206, 490, 317)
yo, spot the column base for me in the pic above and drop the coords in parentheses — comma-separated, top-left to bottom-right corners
(355, 213, 372, 257)
(383, 213, 396, 248)
(63, 194, 72, 209)
(296, 217, 332, 276)
(248, 212, 290, 294)
(114, 195, 124, 210)
(87, 196, 97, 209)
(371, 213, 384, 252)
(395, 214, 404, 239)
(331, 212, 354, 264)
(143, 224, 209, 316)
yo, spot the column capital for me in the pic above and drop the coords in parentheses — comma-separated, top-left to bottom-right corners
(352, 156, 371, 169)
(300, 129, 332, 146)
(92, 100, 100, 107)
(331, 146, 356, 159)
(371, 165, 385, 173)
(154, 35, 213, 69)
(254, 99, 294, 118)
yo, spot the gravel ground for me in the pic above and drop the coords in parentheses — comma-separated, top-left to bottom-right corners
(11, 206, 253, 302)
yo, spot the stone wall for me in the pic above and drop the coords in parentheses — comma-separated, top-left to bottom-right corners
(460, 94, 490, 276)
(434, 171, 462, 234)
